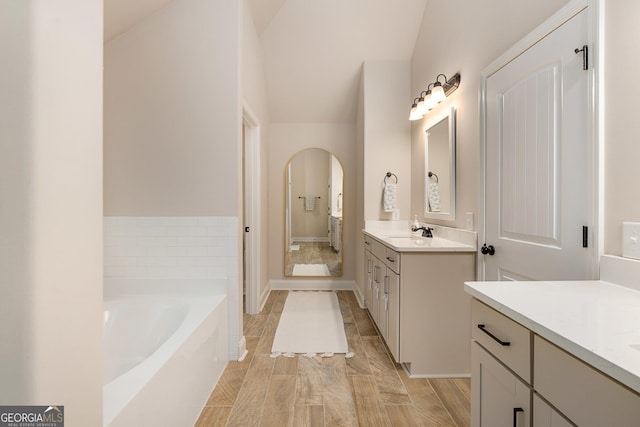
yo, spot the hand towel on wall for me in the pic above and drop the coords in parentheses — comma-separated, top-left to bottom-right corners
(383, 183, 397, 212)
(305, 196, 316, 211)
(427, 183, 441, 212)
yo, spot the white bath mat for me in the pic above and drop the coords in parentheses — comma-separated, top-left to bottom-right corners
(271, 291, 348, 356)
(290, 244, 300, 251)
(292, 263, 330, 276)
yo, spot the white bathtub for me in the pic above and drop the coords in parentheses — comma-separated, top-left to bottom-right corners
(103, 279, 228, 427)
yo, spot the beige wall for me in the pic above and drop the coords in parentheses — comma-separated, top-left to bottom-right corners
(410, 0, 570, 231)
(269, 123, 357, 281)
(354, 60, 411, 297)
(0, 0, 103, 424)
(104, 0, 240, 217)
(362, 61, 413, 221)
(604, 1, 640, 255)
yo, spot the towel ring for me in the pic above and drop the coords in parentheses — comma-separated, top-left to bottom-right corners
(384, 172, 398, 184)
(428, 172, 439, 183)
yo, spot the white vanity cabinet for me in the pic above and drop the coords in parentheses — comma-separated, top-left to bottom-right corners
(472, 342, 530, 427)
(470, 297, 640, 427)
(364, 235, 400, 360)
(471, 299, 531, 427)
(363, 232, 475, 376)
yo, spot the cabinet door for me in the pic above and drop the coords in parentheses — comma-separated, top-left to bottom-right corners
(384, 267, 400, 362)
(532, 394, 573, 427)
(370, 258, 382, 327)
(472, 342, 530, 427)
(374, 258, 386, 335)
(364, 251, 374, 311)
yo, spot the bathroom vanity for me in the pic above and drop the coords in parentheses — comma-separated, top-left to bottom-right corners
(363, 223, 476, 377)
(465, 275, 640, 427)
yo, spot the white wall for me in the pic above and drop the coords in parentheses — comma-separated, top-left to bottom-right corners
(104, 0, 240, 217)
(0, 1, 103, 424)
(604, 1, 640, 255)
(268, 123, 357, 281)
(409, 0, 570, 231)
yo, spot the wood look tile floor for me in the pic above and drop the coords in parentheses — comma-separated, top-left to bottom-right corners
(285, 242, 342, 276)
(195, 290, 470, 427)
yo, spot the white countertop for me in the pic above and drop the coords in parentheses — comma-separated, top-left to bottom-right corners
(465, 280, 640, 393)
(363, 229, 476, 253)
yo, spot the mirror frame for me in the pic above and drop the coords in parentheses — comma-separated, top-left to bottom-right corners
(283, 148, 344, 278)
(424, 106, 456, 221)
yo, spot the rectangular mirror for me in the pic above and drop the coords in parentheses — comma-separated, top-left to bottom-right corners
(424, 106, 456, 221)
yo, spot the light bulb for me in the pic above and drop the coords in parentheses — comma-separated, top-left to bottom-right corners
(431, 83, 446, 103)
(409, 105, 422, 121)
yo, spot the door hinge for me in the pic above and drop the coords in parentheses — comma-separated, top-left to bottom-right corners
(245, 226, 250, 232)
(583, 226, 588, 248)
(574, 45, 588, 70)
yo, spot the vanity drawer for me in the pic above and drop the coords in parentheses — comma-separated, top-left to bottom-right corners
(363, 235, 374, 253)
(534, 336, 640, 427)
(383, 247, 400, 273)
(471, 299, 531, 383)
(370, 237, 387, 262)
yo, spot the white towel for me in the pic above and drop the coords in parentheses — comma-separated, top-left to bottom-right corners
(383, 183, 397, 212)
(305, 196, 316, 211)
(427, 183, 441, 212)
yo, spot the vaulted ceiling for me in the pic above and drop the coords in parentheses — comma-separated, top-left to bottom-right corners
(104, 0, 427, 123)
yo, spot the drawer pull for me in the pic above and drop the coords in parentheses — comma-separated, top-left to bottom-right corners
(477, 324, 511, 346)
(513, 407, 523, 427)
(386, 256, 395, 263)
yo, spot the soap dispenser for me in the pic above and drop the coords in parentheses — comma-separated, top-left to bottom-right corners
(411, 214, 420, 232)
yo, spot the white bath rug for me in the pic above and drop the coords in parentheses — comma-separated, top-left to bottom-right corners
(292, 263, 330, 276)
(271, 291, 349, 356)
(290, 244, 300, 251)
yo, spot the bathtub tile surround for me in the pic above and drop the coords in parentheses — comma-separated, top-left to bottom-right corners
(103, 216, 237, 426)
(104, 216, 237, 280)
(103, 215, 241, 362)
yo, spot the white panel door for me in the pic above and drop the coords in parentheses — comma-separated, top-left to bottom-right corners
(483, 8, 595, 281)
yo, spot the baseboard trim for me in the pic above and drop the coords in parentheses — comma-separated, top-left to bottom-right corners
(352, 285, 365, 308)
(268, 279, 356, 291)
(259, 284, 271, 312)
(237, 336, 248, 362)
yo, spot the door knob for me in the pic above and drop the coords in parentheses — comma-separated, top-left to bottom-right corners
(481, 244, 495, 256)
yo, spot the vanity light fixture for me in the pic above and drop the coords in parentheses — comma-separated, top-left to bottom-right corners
(416, 83, 434, 115)
(409, 73, 461, 120)
(409, 97, 423, 121)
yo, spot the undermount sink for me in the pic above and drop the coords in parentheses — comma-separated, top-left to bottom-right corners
(384, 235, 462, 248)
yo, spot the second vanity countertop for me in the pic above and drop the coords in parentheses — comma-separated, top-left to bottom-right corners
(465, 280, 640, 394)
(363, 228, 476, 252)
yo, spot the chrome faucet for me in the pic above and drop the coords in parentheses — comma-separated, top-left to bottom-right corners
(412, 225, 433, 238)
